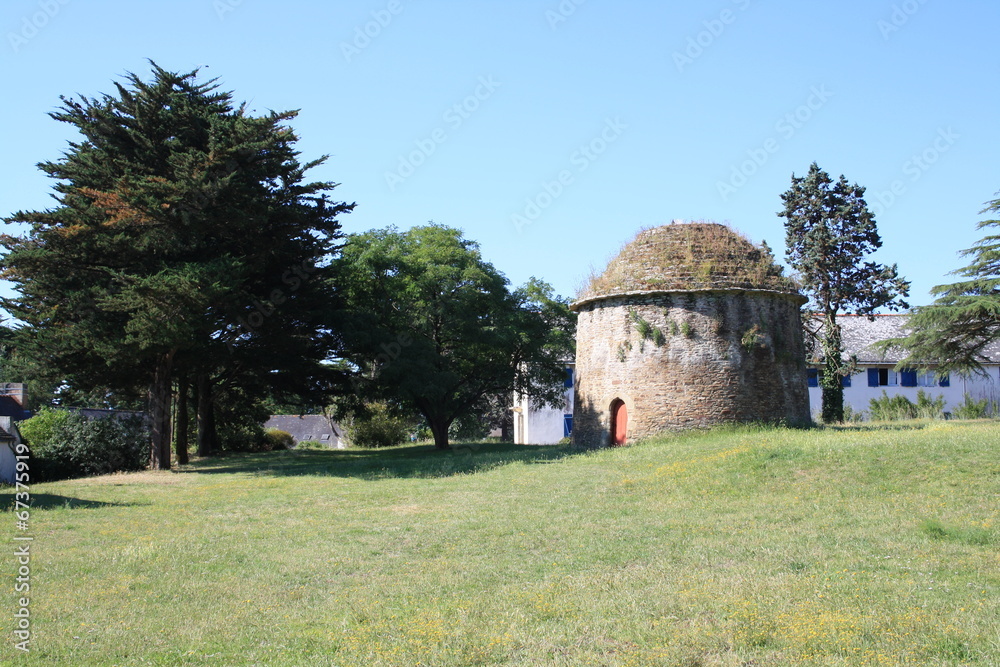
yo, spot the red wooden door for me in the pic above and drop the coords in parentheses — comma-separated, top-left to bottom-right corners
(611, 400, 628, 446)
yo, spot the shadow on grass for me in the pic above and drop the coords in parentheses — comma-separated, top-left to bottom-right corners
(823, 419, 991, 433)
(823, 423, 931, 433)
(177, 442, 586, 479)
(0, 493, 139, 511)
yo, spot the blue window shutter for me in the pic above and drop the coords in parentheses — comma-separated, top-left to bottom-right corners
(901, 369, 918, 387)
(939, 374, 950, 387)
(807, 369, 819, 387)
(564, 368, 574, 388)
(563, 415, 573, 437)
(868, 368, 880, 387)
(841, 374, 852, 388)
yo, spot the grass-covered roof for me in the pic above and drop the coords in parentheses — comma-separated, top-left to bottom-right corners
(578, 222, 799, 303)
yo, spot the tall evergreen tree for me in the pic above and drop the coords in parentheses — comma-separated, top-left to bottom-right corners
(778, 162, 909, 423)
(1, 62, 351, 467)
(878, 195, 1000, 376)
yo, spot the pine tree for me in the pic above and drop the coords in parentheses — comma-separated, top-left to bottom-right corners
(778, 162, 909, 423)
(878, 195, 1000, 376)
(1, 62, 351, 467)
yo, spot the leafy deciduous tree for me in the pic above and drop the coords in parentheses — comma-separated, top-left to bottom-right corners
(333, 224, 575, 449)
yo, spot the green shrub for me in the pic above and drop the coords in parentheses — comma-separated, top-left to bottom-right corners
(212, 387, 271, 452)
(869, 392, 916, 421)
(344, 402, 412, 448)
(914, 390, 946, 420)
(842, 404, 865, 423)
(263, 428, 294, 451)
(952, 393, 997, 420)
(296, 440, 325, 450)
(18, 407, 72, 448)
(21, 411, 149, 482)
(869, 390, 945, 421)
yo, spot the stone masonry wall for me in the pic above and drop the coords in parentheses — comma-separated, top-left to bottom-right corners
(572, 290, 810, 447)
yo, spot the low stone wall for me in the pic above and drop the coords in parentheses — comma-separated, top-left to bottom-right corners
(572, 289, 810, 447)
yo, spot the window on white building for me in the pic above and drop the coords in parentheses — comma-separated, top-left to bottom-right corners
(869, 367, 949, 388)
(808, 368, 851, 387)
(869, 368, 899, 387)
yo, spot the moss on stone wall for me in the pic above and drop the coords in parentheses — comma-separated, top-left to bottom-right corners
(571, 222, 811, 447)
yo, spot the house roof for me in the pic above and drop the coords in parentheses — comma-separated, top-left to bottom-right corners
(264, 415, 342, 444)
(815, 314, 1000, 365)
(0, 397, 30, 421)
(575, 222, 800, 306)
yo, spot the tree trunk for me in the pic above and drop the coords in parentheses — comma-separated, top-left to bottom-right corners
(175, 370, 190, 465)
(428, 416, 451, 450)
(196, 373, 218, 456)
(500, 411, 513, 442)
(149, 352, 175, 470)
(820, 315, 845, 424)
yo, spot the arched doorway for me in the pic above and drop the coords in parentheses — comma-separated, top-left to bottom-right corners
(610, 399, 628, 446)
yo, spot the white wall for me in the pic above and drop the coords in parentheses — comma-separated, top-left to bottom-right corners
(514, 404, 568, 445)
(808, 365, 1000, 419)
(514, 367, 574, 445)
(0, 441, 14, 485)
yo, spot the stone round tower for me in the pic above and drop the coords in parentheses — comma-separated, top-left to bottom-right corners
(571, 222, 810, 447)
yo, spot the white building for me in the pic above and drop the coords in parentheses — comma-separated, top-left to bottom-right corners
(512, 364, 574, 444)
(516, 315, 1000, 433)
(808, 314, 1000, 418)
(0, 417, 24, 485)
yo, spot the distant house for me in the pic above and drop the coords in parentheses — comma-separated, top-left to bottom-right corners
(0, 416, 24, 485)
(512, 363, 575, 445)
(264, 414, 345, 449)
(514, 315, 1000, 432)
(807, 314, 1000, 416)
(0, 384, 31, 422)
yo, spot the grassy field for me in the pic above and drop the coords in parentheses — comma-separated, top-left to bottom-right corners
(1, 421, 999, 666)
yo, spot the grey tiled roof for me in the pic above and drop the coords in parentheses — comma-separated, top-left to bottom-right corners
(264, 415, 342, 446)
(811, 314, 1000, 364)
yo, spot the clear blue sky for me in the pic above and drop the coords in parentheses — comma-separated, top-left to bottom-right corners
(2, 0, 998, 306)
